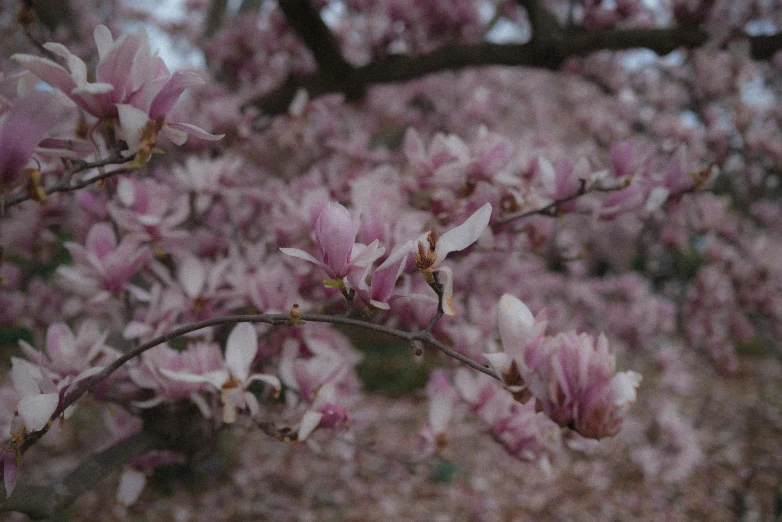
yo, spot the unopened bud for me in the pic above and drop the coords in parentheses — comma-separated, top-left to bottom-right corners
(289, 303, 302, 325)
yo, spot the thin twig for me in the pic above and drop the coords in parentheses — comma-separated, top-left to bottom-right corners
(2, 153, 135, 210)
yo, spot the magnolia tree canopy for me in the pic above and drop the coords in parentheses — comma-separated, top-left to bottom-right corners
(0, 0, 781, 519)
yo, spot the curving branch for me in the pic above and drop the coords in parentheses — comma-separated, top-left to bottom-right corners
(17, 311, 498, 457)
(495, 179, 629, 227)
(0, 430, 162, 518)
(244, 0, 782, 119)
(243, 26, 709, 117)
(276, 0, 364, 101)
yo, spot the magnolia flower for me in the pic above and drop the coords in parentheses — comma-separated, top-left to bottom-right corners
(281, 201, 384, 283)
(10, 357, 59, 434)
(413, 202, 492, 315)
(13, 25, 221, 160)
(19, 321, 116, 378)
(297, 382, 348, 441)
(57, 222, 150, 301)
(484, 294, 642, 439)
(0, 91, 61, 190)
(349, 240, 413, 310)
(162, 323, 280, 424)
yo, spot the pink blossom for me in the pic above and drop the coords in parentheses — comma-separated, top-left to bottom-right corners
(485, 294, 641, 439)
(413, 202, 492, 315)
(19, 321, 117, 378)
(57, 222, 150, 301)
(281, 201, 385, 282)
(12, 25, 221, 156)
(0, 91, 61, 190)
(161, 323, 280, 423)
(297, 382, 348, 441)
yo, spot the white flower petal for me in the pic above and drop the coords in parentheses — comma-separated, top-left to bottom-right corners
(435, 203, 492, 260)
(116, 467, 147, 506)
(160, 368, 228, 389)
(498, 294, 536, 358)
(298, 410, 323, 442)
(18, 393, 59, 431)
(225, 323, 258, 383)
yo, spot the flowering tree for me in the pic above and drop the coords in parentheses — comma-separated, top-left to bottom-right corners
(0, 0, 781, 518)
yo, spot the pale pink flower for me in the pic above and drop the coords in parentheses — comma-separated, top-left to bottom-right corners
(57, 222, 150, 301)
(454, 369, 560, 460)
(297, 382, 348, 441)
(161, 323, 280, 423)
(349, 240, 413, 310)
(128, 342, 223, 416)
(13, 25, 221, 155)
(0, 91, 61, 190)
(485, 294, 642, 439)
(413, 202, 492, 315)
(10, 357, 59, 434)
(280, 201, 384, 282)
(19, 321, 117, 378)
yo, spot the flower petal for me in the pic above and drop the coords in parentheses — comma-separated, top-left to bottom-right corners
(18, 393, 59, 431)
(497, 294, 535, 359)
(435, 203, 492, 260)
(225, 323, 258, 383)
(298, 410, 323, 441)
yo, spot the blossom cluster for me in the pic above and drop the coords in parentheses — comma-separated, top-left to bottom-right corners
(1, 0, 780, 517)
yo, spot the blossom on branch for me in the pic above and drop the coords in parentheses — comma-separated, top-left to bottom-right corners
(413, 202, 492, 315)
(484, 294, 642, 439)
(12, 25, 222, 160)
(0, 91, 62, 192)
(280, 201, 384, 284)
(161, 323, 280, 424)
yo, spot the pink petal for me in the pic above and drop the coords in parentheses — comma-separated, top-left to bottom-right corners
(3, 451, 18, 497)
(149, 71, 203, 118)
(117, 103, 149, 153)
(86, 223, 118, 260)
(435, 202, 492, 260)
(116, 467, 147, 506)
(164, 122, 224, 142)
(298, 410, 323, 441)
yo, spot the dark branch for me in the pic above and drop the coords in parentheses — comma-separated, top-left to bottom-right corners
(1, 430, 162, 518)
(750, 32, 782, 60)
(243, 26, 709, 117)
(203, 0, 229, 38)
(277, 0, 363, 99)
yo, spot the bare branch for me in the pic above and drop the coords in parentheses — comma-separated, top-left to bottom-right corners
(243, 26, 709, 117)
(277, 0, 362, 99)
(18, 311, 499, 456)
(495, 180, 628, 227)
(203, 0, 229, 38)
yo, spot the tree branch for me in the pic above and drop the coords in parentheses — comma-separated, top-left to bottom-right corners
(17, 311, 499, 456)
(243, 25, 710, 117)
(203, 0, 229, 39)
(0, 430, 162, 518)
(277, 0, 363, 99)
